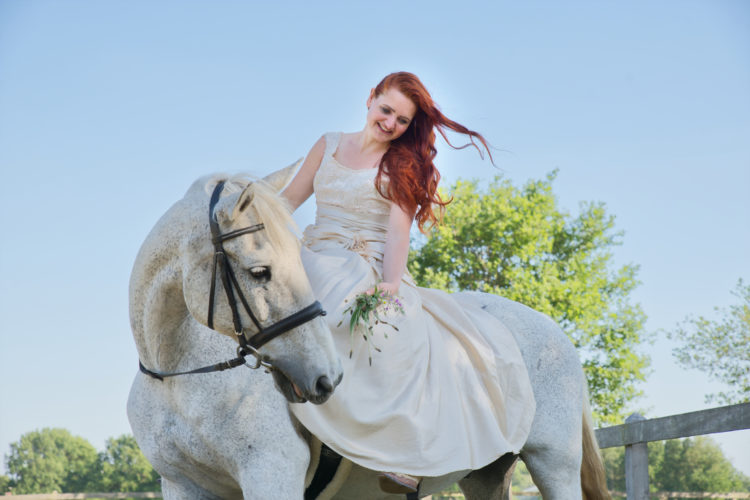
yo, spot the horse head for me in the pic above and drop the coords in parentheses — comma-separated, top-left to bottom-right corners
(175, 161, 342, 404)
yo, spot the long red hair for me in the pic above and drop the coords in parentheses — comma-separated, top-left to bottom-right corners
(374, 72, 493, 233)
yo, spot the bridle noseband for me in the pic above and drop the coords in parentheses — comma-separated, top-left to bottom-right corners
(139, 181, 326, 381)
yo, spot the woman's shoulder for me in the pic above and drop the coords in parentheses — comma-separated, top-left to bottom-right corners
(293, 134, 332, 182)
(324, 130, 345, 144)
(299, 132, 341, 178)
(304, 135, 327, 163)
(319, 131, 346, 158)
(310, 131, 342, 144)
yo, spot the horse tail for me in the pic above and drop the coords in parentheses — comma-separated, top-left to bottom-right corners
(580, 397, 611, 500)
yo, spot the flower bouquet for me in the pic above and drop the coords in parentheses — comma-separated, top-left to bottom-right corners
(337, 284, 405, 365)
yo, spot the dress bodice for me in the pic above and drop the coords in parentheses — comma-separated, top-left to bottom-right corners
(312, 132, 391, 224)
(304, 132, 393, 266)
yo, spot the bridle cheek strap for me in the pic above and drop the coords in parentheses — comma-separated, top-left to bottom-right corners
(205, 181, 325, 351)
(139, 180, 326, 381)
(208, 243, 326, 351)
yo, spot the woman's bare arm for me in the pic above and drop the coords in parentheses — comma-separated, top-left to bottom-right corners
(281, 135, 326, 211)
(378, 202, 415, 295)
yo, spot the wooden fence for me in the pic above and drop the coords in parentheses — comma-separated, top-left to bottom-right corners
(595, 402, 750, 500)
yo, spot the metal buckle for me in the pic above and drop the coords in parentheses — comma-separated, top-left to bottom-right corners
(237, 345, 273, 371)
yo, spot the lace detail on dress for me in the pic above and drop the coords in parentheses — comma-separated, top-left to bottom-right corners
(322, 131, 340, 159)
(312, 132, 391, 221)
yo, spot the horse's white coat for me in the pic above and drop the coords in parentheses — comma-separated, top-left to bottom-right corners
(128, 167, 593, 500)
(128, 165, 342, 499)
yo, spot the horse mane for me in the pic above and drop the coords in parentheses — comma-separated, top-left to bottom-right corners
(204, 174, 301, 259)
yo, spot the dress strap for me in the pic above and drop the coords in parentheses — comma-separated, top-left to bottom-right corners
(323, 132, 342, 161)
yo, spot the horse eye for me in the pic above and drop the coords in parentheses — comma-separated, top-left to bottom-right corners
(249, 266, 271, 281)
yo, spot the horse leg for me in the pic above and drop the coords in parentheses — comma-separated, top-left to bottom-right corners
(233, 430, 310, 500)
(458, 452, 518, 500)
(519, 350, 586, 500)
(521, 416, 583, 500)
(161, 476, 228, 500)
(235, 457, 308, 500)
(520, 388, 585, 500)
(523, 446, 583, 499)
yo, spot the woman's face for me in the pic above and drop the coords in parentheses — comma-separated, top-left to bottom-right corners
(366, 88, 417, 142)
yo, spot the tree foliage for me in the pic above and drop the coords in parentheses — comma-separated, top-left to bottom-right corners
(0, 475, 11, 494)
(408, 173, 648, 423)
(95, 435, 161, 492)
(667, 279, 750, 405)
(4, 428, 99, 494)
(3, 430, 160, 495)
(603, 437, 750, 493)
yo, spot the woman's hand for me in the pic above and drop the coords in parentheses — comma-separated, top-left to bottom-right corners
(367, 281, 400, 296)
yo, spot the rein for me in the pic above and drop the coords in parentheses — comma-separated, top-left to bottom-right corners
(139, 180, 326, 381)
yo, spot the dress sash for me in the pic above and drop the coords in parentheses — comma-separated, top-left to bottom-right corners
(303, 205, 388, 264)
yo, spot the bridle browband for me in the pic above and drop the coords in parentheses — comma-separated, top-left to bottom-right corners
(139, 180, 326, 381)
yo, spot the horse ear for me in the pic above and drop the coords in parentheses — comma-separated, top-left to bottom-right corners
(262, 158, 303, 193)
(232, 183, 255, 220)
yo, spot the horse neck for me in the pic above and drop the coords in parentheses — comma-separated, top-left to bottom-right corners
(129, 199, 200, 371)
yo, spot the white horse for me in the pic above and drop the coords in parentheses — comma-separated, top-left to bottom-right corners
(127, 164, 610, 500)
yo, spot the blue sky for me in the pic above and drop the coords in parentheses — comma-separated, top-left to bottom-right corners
(1, 0, 748, 477)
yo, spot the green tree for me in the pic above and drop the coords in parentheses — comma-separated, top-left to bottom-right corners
(0, 474, 13, 494)
(5, 428, 98, 494)
(409, 173, 648, 423)
(667, 279, 750, 405)
(602, 446, 625, 492)
(95, 435, 161, 492)
(658, 437, 750, 492)
(655, 439, 682, 492)
(602, 437, 750, 493)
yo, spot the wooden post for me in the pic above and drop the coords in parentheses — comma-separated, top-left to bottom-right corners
(625, 413, 649, 500)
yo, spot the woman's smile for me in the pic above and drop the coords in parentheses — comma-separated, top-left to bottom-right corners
(366, 88, 416, 143)
(377, 122, 394, 134)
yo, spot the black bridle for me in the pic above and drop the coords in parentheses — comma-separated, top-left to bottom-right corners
(139, 181, 326, 381)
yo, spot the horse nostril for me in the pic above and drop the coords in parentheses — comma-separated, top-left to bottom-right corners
(316, 375, 333, 395)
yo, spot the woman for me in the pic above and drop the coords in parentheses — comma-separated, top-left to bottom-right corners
(282, 72, 535, 494)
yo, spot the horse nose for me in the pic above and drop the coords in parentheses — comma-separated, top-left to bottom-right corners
(315, 375, 334, 396)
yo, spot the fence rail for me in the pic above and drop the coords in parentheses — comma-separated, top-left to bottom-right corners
(594, 402, 750, 500)
(595, 403, 750, 448)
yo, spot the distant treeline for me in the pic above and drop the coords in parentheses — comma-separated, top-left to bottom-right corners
(3, 428, 749, 496)
(1, 428, 159, 495)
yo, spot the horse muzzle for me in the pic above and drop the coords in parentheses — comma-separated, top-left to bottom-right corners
(272, 366, 343, 405)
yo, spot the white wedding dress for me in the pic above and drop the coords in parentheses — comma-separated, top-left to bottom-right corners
(290, 132, 536, 476)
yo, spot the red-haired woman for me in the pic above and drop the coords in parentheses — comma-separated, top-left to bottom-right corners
(283, 72, 535, 494)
